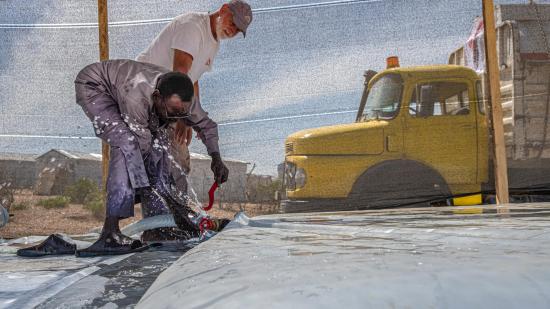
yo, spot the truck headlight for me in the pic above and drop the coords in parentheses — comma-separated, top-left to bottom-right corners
(284, 162, 306, 190)
(284, 162, 296, 190)
(295, 168, 307, 189)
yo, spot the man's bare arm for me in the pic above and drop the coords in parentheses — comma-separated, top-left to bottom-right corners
(173, 49, 194, 145)
(172, 49, 193, 74)
(188, 81, 201, 144)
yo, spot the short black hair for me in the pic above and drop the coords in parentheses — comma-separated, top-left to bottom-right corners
(157, 72, 194, 101)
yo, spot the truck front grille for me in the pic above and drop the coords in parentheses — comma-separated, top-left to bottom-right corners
(285, 142, 294, 154)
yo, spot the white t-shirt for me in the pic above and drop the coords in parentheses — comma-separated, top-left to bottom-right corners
(136, 12, 220, 83)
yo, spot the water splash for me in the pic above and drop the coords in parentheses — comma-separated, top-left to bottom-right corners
(187, 181, 207, 217)
(148, 186, 214, 240)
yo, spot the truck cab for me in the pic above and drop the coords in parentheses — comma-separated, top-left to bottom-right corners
(283, 62, 487, 212)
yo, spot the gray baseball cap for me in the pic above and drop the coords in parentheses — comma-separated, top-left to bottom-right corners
(227, 0, 253, 37)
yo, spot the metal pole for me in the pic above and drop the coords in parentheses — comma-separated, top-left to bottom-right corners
(97, 0, 110, 190)
(482, 0, 510, 204)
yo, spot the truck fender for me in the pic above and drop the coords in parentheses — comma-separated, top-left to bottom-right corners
(348, 159, 451, 209)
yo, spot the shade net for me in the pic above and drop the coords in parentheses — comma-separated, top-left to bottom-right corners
(0, 0, 549, 229)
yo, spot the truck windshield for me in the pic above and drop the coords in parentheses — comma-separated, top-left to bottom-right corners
(362, 74, 403, 120)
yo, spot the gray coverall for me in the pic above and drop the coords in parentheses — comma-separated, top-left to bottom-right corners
(74, 59, 219, 221)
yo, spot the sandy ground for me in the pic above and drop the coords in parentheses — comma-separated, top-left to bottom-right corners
(0, 190, 280, 239)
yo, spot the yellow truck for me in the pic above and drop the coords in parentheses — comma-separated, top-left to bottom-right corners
(282, 4, 550, 212)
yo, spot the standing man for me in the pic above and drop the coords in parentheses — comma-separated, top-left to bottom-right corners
(74, 60, 229, 256)
(136, 0, 253, 233)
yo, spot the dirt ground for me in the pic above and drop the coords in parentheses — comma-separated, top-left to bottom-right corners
(0, 190, 280, 239)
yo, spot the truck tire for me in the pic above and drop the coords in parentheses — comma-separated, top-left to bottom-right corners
(348, 160, 451, 209)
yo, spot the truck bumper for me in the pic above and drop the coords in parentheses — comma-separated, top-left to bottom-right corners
(281, 198, 358, 213)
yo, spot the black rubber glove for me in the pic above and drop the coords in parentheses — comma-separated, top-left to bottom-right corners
(210, 152, 229, 185)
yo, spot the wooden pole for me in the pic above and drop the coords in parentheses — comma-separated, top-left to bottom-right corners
(482, 0, 510, 204)
(98, 0, 110, 190)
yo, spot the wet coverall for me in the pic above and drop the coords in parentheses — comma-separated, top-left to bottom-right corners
(74, 60, 219, 229)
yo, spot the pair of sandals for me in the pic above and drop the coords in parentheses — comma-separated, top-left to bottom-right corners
(16, 218, 231, 258)
(16, 233, 150, 258)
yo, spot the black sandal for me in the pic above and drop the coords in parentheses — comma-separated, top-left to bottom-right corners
(17, 234, 77, 257)
(75, 234, 150, 257)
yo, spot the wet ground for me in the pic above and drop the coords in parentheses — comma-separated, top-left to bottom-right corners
(0, 237, 196, 309)
(36, 249, 186, 309)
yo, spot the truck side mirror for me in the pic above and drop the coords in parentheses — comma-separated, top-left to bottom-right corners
(363, 70, 378, 86)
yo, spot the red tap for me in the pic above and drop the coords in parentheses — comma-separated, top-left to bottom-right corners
(203, 182, 218, 211)
(197, 182, 219, 232)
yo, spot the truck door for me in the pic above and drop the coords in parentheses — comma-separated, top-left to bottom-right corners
(404, 80, 478, 184)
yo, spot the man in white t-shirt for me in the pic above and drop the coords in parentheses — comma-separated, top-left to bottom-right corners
(136, 0, 253, 240)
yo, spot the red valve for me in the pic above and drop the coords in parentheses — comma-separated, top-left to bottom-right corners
(199, 217, 214, 232)
(202, 182, 218, 211)
(198, 182, 219, 233)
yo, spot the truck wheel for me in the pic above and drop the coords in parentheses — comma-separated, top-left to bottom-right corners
(348, 160, 451, 209)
